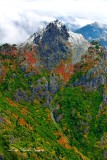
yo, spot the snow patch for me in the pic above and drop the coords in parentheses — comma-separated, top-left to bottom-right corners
(68, 31, 89, 47)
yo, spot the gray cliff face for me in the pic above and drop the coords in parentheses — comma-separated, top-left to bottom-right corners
(22, 20, 89, 70)
(71, 45, 107, 104)
(13, 20, 90, 104)
(35, 20, 72, 70)
(68, 31, 90, 63)
(30, 75, 62, 106)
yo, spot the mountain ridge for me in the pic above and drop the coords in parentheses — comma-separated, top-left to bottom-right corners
(75, 21, 107, 48)
(0, 20, 107, 160)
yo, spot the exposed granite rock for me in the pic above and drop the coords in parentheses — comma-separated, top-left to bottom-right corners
(37, 20, 71, 70)
(22, 20, 89, 70)
(50, 74, 62, 94)
(30, 77, 50, 106)
(52, 106, 64, 123)
(29, 74, 61, 106)
(14, 90, 28, 102)
(73, 74, 106, 90)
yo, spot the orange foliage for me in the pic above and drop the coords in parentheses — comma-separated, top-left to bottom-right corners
(55, 132, 88, 159)
(58, 136, 71, 149)
(12, 113, 18, 120)
(55, 132, 71, 149)
(54, 131, 62, 136)
(19, 118, 28, 127)
(21, 108, 28, 116)
(46, 108, 51, 121)
(5, 118, 11, 125)
(6, 98, 17, 107)
(24, 46, 37, 66)
(55, 60, 74, 83)
(25, 52, 36, 65)
(18, 118, 33, 131)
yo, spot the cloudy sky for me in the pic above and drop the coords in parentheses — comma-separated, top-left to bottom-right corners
(0, 0, 107, 44)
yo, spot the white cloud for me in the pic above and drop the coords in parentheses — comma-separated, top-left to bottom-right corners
(0, 0, 107, 44)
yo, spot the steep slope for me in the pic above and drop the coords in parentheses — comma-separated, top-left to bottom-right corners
(0, 93, 83, 160)
(75, 22, 107, 48)
(22, 20, 89, 67)
(52, 41, 107, 160)
(68, 31, 90, 63)
(0, 20, 107, 160)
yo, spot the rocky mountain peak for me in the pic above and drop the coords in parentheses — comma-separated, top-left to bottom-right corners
(33, 20, 70, 45)
(21, 20, 89, 70)
(46, 19, 64, 30)
(36, 20, 71, 69)
(45, 19, 69, 38)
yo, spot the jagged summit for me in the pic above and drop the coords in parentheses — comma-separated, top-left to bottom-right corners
(21, 20, 67, 46)
(21, 20, 89, 68)
(46, 19, 65, 30)
(22, 20, 88, 46)
(0, 19, 107, 160)
(32, 19, 69, 46)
